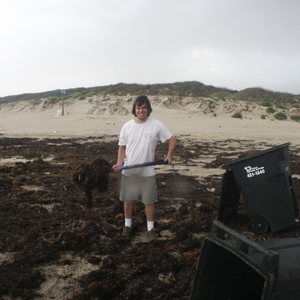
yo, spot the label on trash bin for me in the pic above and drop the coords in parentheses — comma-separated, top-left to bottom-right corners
(244, 166, 265, 178)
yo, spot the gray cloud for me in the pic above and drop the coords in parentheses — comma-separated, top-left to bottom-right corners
(1, 0, 300, 96)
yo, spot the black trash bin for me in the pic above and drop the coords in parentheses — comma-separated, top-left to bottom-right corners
(190, 221, 300, 300)
(218, 142, 299, 233)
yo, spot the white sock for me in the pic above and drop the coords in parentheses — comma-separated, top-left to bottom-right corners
(125, 218, 132, 228)
(147, 221, 154, 231)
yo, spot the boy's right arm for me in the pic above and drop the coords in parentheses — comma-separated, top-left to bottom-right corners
(113, 145, 126, 172)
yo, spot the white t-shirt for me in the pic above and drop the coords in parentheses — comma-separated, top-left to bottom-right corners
(118, 117, 172, 177)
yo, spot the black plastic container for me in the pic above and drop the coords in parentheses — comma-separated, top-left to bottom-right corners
(218, 142, 298, 233)
(190, 221, 300, 300)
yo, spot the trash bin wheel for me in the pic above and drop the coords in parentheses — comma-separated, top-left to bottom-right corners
(250, 216, 270, 234)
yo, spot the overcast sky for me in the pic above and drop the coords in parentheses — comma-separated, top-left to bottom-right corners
(1, 0, 300, 97)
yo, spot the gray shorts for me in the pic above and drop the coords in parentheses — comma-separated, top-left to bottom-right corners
(120, 175, 158, 205)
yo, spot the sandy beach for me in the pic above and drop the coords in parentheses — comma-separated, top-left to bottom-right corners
(0, 95, 300, 299)
(1, 95, 300, 145)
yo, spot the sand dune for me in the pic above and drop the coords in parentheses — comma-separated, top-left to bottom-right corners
(0, 95, 299, 146)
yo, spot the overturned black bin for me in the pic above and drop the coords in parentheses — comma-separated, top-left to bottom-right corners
(218, 142, 299, 233)
(190, 221, 300, 300)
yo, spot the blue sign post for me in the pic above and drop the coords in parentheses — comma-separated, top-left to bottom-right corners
(61, 90, 66, 116)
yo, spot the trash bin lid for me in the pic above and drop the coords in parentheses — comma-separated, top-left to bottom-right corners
(223, 142, 291, 170)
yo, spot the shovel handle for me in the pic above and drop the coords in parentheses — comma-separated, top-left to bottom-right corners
(119, 160, 168, 170)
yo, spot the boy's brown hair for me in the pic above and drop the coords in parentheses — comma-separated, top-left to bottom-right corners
(131, 95, 153, 116)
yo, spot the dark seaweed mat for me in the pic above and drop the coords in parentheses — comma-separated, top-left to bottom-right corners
(0, 137, 300, 299)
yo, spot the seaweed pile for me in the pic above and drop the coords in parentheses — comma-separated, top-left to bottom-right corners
(0, 137, 299, 299)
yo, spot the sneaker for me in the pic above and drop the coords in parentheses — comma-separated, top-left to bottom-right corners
(122, 226, 132, 238)
(147, 228, 157, 241)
